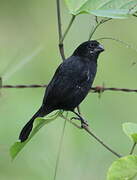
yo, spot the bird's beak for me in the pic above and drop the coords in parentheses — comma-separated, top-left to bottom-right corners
(95, 44, 104, 52)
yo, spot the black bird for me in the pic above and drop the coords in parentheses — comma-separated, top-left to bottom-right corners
(19, 40, 104, 142)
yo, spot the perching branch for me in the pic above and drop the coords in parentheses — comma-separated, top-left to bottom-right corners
(60, 114, 122, 158)
(83, 124, 122, 158)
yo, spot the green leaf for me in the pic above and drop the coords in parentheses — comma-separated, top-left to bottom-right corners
(91, 9, 131, 19)
(123, 122, 137, 143)
(107, 155, 137, 180)
(10, 111, 61, 160)
(64, 0, 137, 18)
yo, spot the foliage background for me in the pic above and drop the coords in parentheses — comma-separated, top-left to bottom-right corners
(0, 0, 137, 179)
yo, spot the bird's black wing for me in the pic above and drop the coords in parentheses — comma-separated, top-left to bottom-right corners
(42, 62, 65, 103)
(42, 56, 95, 110)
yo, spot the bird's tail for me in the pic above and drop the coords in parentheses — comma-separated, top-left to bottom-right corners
(19, 106, 51, 142)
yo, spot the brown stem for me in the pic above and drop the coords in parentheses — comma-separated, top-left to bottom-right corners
(59, 43, 65, 61)
(58, 15, 76, 61)
(77, 106, 81, 115)
(56, 0, 65, 61)
(60, 114, 122, 158)
(82, 124, 122, 158)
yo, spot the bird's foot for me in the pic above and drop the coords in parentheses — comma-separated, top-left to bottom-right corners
(71, 117, 80, 121)
(71, 116, 89, 127)
(81, 118, 89, 128)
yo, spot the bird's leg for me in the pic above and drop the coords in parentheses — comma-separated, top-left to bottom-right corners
(77, 106, 81, 115)
(71, 110, 89, 127)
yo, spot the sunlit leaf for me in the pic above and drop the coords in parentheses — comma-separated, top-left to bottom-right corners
(107, 155, 137, 180)
(10, 111, 61, 160)
(123, 122, 137, 143)
(91, 9, 131, 19)
(64, 0, 137, 18)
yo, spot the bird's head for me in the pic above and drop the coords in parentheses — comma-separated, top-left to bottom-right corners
(73, 40, 104, 60)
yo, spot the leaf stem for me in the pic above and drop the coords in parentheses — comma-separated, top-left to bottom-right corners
(129, 142, 137, 155)
(60, 114, 82, 129)
(58, 15, 75, 60)
(88, 17, 111, 40)
(88, 22, 101, 40)
(59, 15, 76, 44)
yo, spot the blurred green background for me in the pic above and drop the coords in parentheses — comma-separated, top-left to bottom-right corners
(0, 0, 137, 180)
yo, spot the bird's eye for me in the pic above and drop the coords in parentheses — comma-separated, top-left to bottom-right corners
(88, 45, 94, 49)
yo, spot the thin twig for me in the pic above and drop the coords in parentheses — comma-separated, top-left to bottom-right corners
(88, 18, 111, 40)
(95, 16, 98, 24)
(77, 106, 81, 115)
(59, 15, 76, 61)
(60, 115, 122, 158)
(97, 36, 137, 54)
(60, 114, 82, 129)
(56, 2, 76, 61)
(129, 142, 137, 155)
(53, 119, 67, 180)
(101, 18, 112, 24)
(58, 43, 65, 61)
(88, 22, 101, 40)
(82, 124, 122, 158)
(59, 15, 76, 44)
